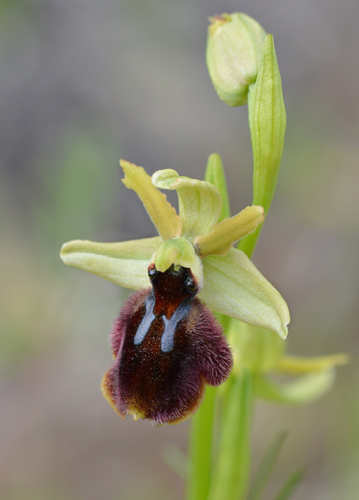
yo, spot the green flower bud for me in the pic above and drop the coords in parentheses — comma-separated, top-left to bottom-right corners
(206, 12, 266, 107)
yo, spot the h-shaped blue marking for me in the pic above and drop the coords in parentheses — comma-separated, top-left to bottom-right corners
(133, 294, 156, 346)
(161, 300, 191, 352)
(133, 294, 192, 353)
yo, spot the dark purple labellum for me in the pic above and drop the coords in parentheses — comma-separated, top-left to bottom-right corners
(102, 265, 233, 425)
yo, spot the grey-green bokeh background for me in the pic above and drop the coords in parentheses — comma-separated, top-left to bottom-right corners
(1, 1, 358, 499)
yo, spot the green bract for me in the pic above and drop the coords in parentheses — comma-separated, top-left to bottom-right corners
(240, 33, 287, 257)
(60, 158, 290, 339)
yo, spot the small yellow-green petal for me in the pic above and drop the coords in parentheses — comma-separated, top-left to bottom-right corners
(276, 354, 350, 375)
(253, 370, 336, 404)
(199, 248, 290, 339)
(121, 160, 182, 240)
(60, 236, 162, 289)
(152, 169, 222, 238)
(204, 153, 231, 221)
(151, 237, 203, 288)
(194, 205, 264, 257)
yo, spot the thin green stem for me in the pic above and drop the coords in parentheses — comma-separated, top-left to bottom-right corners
(186, 386, 217, 500)
(208, 370, 253, 500)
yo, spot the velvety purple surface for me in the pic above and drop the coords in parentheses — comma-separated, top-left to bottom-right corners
(105, 266, 233, 425)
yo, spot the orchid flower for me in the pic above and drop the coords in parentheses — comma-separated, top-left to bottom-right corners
(60, 159, 290, 424)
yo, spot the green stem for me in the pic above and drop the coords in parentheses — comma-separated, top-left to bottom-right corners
(186, 386, 217, 500)
(208, 370, 253, 500)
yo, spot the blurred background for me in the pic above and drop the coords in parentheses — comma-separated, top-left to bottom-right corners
(0, 0, 358, 499)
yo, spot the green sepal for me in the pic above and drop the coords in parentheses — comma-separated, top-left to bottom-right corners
(60, 236, 162, 290)
(276, 354, 349, 374)
(253, 370, 336, 404)
(200, 248, 290, 339)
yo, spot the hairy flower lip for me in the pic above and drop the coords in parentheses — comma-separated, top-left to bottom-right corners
(102, 266, 233, 425)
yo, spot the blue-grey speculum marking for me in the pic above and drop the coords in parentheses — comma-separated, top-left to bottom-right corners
(134, 294, 192, 353)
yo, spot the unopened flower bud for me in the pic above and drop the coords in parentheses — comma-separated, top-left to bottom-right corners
(206, 12, 266, 106)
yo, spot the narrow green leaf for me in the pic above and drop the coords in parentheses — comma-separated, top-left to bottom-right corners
(248, 430, 288, 500)
(204, 153, 231, 221)
(239, 34, 286, 258)
(273, 469, 304, 500)
(186, 386, 217, 500)
(208, 370, 252, 500)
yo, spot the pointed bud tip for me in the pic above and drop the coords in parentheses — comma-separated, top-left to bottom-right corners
(60, 240, 75, 261)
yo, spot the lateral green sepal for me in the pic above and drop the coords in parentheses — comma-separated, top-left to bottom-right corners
(253, 370, 336, 404)
(60, 236, 162, 289)
(276, 354, 349, 374)
(200, 248, 290, 339)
